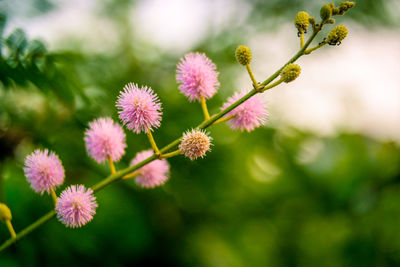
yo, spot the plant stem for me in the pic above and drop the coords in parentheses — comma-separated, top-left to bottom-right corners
(107, 155, 117, 175)
(300, 32, 305, 48)
(0, 23, 323, 253)
(122, 172, 140, 180)
(245, 64, 259, 90)
(0, 210, 55, 252)
(305, 42, 326, 54)
(50, 188, 58, 205)
(5, 220, 16, 239)
(260, 78, 284, 93)
(146, 128, 160, 156)
(200, 96, 210, 120)
(211, 115, 236, 126)
(160, 150, 181, 159)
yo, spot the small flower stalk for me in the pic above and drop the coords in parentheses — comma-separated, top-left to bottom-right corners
(0, 203, 16, 238)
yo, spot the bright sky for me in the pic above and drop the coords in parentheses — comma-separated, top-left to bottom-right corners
(4, 0, 400, 143)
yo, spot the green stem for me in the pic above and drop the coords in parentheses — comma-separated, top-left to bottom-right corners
(146, 128, 160, 156)
(300, 31, 305, 48)
(211, 115, 236, 126)
(305, 42, 326, 54)
(245, 64, 260, 91)
(0, 23, 323, 253)
(160, 150, 181, 159)
(0, 210, 55, 252)
(107, 155, 117, 175)
(259, 28, 320, 87)
(200, 96, 210, 120)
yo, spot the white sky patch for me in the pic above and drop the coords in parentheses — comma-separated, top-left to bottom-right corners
(131, 0, 250, 54)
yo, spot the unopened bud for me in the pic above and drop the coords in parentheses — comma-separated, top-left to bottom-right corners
(179, 129, 211, 160)
(280, 63, 301, 83)
(235, 45, 252, 65)
(320, 4, 333, 21)
(327, 25, 348, 45)
(295, 11, 310, 32)
(0, 203, 12, 222)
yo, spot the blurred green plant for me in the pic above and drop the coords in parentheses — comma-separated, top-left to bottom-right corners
(0, 1, 399, 266)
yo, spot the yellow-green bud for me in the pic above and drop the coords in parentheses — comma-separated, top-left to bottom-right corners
(0, 203, 12, 222)
(294, 11, 310, 32)
(327, 25, 348, 45)
(326, 18, 336, 24)
(280, 63, 301, 83)
(320, 4, 332, 21)
(339, 1, 355, 13)
(235, 45, 252, 65)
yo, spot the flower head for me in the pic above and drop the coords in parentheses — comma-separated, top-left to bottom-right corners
(24, 149, 65, 194)
(327, 25, 348, 46)
(280, 63, 301, 83)
(235, 45, 252, 65)
(130, 150, 170, 188)
(295, 11, 310, 32)
(176, 52, 220, 101)
(179, 129, 211, 160)
(116, 83, 162, 134)
(0, 203, 12, 222)
(56, 185, 97, 228)
(222, 91, 268, 132)
(84, 117, 126, 163)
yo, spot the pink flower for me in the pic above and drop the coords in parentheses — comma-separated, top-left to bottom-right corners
(56, 185, 97, 228)
(24, 149, 65, 194)
(130, 150, 170, 188)
(176, 52, 220, 101)
(221, 91, 268, 132)
(116, 83, 162, 134)
(84, 117, 126, 163)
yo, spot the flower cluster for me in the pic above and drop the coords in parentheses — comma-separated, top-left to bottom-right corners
(4, 1, 354, 246)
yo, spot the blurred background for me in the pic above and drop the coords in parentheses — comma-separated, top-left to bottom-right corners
(0, 0, 400, 266)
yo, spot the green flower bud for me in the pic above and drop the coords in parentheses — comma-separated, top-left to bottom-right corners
(308, 17, 316, 25)
(320, 4, 332, 21)
(295, 11, 310, 32)
(235, 45, 252, 65)
(0, 203, 12, 222)
(326, 25, 348, 45)
(339, 1, 355, 12)
(280, 63, 301, 83)
(326, 18, 336, 24)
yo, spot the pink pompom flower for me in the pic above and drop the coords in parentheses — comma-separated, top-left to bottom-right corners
(116, 83, 162, 134)
(24, 149, 65, 194)
(56, 185, 98, 228)
(84, 117, 126, 163)
(221, 91, 268, 132)
(176, 52, 220, 102)
(130, 150, 170, 188)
